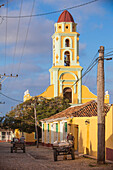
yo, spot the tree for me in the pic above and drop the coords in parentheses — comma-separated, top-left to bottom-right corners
(2, 96, 70, 133)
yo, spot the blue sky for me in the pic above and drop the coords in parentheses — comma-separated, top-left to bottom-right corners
(0, 0, 113, 116)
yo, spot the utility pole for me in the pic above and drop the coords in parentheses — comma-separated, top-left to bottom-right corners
(34, 99, 39, 148)
(0, 74, 18, 90)
(0, 74, 18, 106)
(97, 46, 105, 163)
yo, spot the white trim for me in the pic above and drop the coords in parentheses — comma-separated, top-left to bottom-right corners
(59, 72, 77, 94)
(78, 70, 82, 104)
(70, 23, 73, 32)
(60, 121, 63, 141)
(53, 121, 58, 124)
(51, 123, 54, 144)
(45, 117, 68, 123)
(42, 122, 44, 143)
(62, 23, 65, 32)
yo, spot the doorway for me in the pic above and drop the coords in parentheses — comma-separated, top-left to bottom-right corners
(63, 87, 72, 103)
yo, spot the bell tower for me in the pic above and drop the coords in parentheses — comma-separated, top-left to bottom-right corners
(49, 10, 83, 104)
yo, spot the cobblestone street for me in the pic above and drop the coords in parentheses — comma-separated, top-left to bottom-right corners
(0, 143, 113, 170)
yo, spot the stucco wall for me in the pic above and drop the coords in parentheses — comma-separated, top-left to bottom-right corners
(42, 106, 113, 161)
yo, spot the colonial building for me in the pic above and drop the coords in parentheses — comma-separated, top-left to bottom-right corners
(23, 10, 113, 161)
(41, 101, 113, 161)
(24, 10, 109, 104)
(0, 129, 14, 142)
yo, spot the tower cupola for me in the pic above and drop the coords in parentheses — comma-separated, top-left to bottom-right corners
(57, 10, 74, 23)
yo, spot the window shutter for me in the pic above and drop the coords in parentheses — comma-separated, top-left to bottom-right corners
(48, 124, 49, 132)
(65, 122, 67, 132)
(43, 124, 44, 132)
(56, 123, 58, 133)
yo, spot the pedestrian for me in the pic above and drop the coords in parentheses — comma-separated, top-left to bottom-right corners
(20, 135, 25, 143)
(67, 133, 74, 148)
(67, 133, 69, 140)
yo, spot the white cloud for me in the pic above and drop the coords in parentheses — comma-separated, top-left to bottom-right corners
(80, 43, 87, 50)
(92, 23, 103, 30)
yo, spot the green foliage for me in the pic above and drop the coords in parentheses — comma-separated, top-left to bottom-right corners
(1, 96, 70, 133)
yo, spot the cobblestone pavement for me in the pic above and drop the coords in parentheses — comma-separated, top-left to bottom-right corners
(0, 143, 113, 170)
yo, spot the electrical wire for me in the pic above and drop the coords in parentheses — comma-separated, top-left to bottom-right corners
(83, 51, 98, 84)
(104, 54, 113, 59)
(105, 54, 113, 57)
(62, 55, 99, 96)
(105, 48, 113, 51)
(0, 0, 14, 6)
(17, 0, 36, 74)
(0, 56, 99, 103)
(75, 58, 98, 85)
(1, 0, 99, 18)
(0, 92, 23, 102)
(4, 0, 8, 74)
(11, 0, 23, 73)
(68, 50, 113, 95)
(105, 51, 113, 55)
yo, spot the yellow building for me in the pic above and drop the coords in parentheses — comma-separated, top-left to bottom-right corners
(41, 100, 113, 161)
(24, 10, 109, 104)
(15, 129, 36, 145)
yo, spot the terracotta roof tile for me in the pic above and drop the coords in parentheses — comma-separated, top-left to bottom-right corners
(42, 100, 111, 121)
(57, 10, 74, 23)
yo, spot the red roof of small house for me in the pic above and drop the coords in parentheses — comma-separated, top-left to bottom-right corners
(42, 100, 111, 121)
(57, 10, 74, 23)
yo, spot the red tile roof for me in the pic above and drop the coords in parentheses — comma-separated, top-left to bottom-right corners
(42, 100, 111, 121)
(57, 10, 74, 23)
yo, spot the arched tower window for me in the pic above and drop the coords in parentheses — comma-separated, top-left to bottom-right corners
(63, 87, 72, 103)
(64, 51, 70, 66)
(65, 39, 70, 47)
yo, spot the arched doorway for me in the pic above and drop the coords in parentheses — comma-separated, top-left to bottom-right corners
(63, 87, 72, 103)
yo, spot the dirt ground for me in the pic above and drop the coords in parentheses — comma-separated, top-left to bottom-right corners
(0, 142, 113, 170)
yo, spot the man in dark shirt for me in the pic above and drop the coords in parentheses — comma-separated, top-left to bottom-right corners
(67, 133, 74, 148)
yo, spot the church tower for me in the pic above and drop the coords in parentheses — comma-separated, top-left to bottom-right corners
(23, 10, 109, 104)
(49, 10, 83, 104)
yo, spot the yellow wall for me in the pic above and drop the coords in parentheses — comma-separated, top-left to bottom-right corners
(25, 132, 36, 143)
(61, 36, 75, 49)
(15, 129, 36, 143)
(43, 105, 113, 160)
(106, 106, 113, 150)
(82, 85, 109, 104)
(38, 85, 54, 98)
(23, 93, 32, 102)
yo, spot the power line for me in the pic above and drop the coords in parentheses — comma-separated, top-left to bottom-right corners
(0, 0, 14, 7)
(62, 53, 99, 96)
(4, 0, 8, 74)
(0, 0, 99, 18)
(75, 58, 98, 84)
(105, 54, 113, 57)
(17, 0, 36, 74)
(105, 48, 113, 51)
(70, 51, 112, 93)
(83, 51, 98, 84)
(11, 0, 23, 73)
(0, 92, 23, 102)
(105, 50, 113, 55)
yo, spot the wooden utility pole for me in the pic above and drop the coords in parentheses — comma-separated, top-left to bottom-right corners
(34, 99, 39, 148)
(97, 46, 105, 163)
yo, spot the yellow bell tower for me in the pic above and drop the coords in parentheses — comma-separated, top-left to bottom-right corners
(49, 10, 83, 104)
(23, 10, 109, 104)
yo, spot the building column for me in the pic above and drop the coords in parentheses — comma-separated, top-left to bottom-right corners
(78, 70, 82, 104)
(53, 70, 58, 97)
